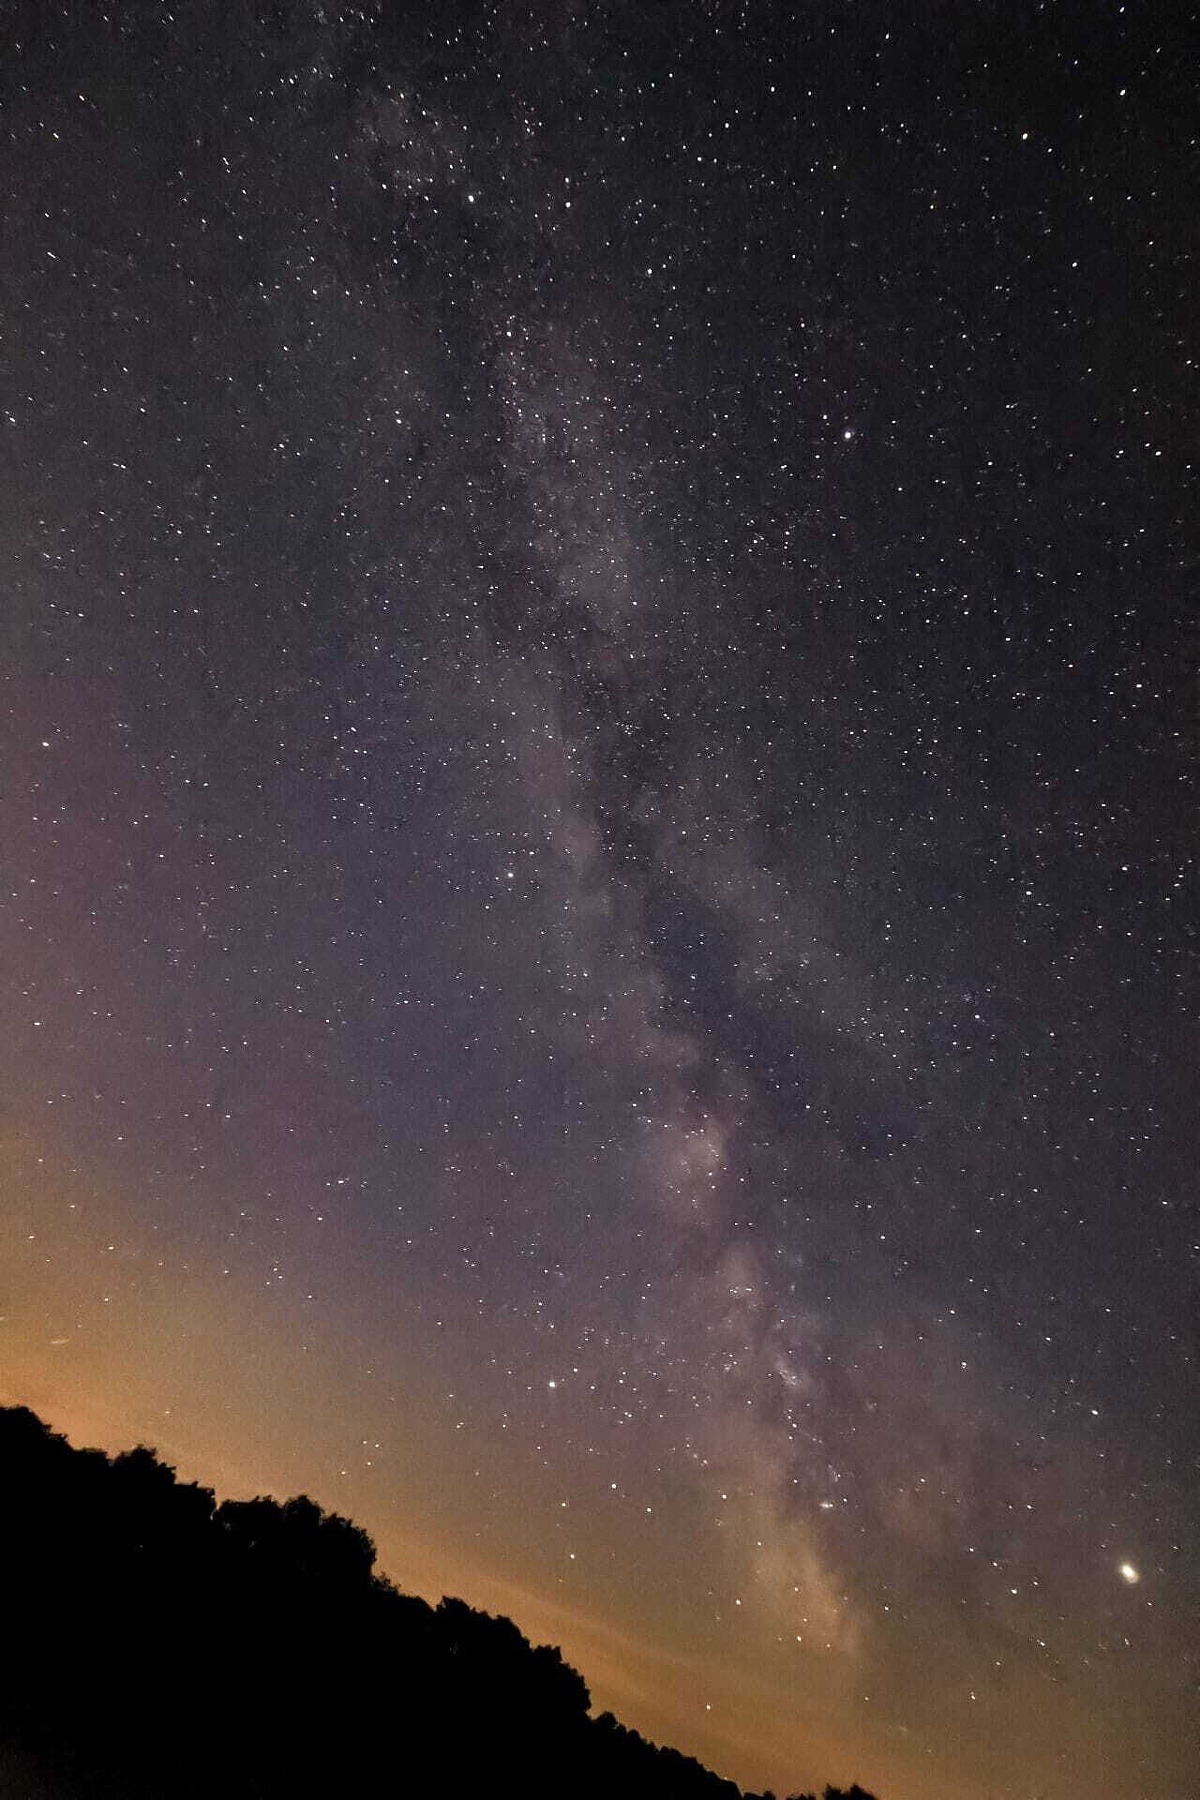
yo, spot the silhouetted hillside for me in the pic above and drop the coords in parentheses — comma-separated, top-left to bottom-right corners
(0, 1405, 879, 1800)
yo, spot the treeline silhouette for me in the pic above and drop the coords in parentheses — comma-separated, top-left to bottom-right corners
(0, 1405, 879, 1800)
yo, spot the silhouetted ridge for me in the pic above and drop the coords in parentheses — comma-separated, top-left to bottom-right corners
(0, 1405, 879, 1800)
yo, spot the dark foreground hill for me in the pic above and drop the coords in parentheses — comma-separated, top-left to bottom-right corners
(0, 1405, 879, 1800)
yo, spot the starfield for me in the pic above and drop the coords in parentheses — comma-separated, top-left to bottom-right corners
(2, 4, 1194, 1796)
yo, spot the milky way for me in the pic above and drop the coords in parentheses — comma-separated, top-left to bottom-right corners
(3, 5, 1196, 1797)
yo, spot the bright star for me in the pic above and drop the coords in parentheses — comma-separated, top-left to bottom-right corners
(1118, 1562, 1140, 1584)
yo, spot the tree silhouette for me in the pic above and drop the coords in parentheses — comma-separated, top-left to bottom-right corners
(0, 1405, 881, 1800)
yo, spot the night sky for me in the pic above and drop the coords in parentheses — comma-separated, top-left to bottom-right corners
(3, 3, 1196, 1795)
